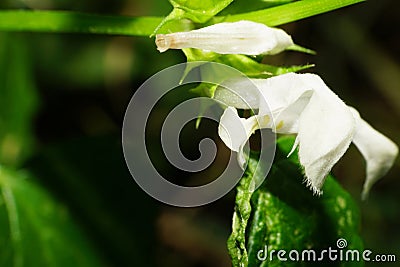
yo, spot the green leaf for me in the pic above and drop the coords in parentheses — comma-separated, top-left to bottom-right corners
(0, 33, 38, 167)
(183, 48, 220, 62)
(152, 0, 233, 35)
(228, 136, 363, 267)
(183, 49, 314, 79)
(0, 0, 364, 36)
(215, 54, 314, 78)
(220, 0, 295, 15)
(0, 10, 192, 36)
(183, 49, 314, 98)
(169, 0, 234, 22)
(0, 166, 105, 267)
(227, 155, 261, 267)
(222, 0, 365, 26)
(287, 44, 316, 55)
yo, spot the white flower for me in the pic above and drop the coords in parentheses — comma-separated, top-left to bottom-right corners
(155, 20, 294, 55)
(215, 73, 398, 198)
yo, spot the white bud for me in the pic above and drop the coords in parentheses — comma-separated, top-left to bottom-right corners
(155, 20, 294, 55)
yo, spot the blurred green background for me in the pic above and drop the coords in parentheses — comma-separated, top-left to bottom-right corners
(0, 0, 399, 266)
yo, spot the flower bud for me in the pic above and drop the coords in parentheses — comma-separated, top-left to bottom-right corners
(156, 20, 294, 55)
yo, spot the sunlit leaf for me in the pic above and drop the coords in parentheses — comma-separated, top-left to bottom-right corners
(169, 0, 234, 23)
(152, 0, 233, 35)
(183, 49, 314, 98)
(0, 11, 192, 37)
(223, 0, 365, 26)
(215, 54, 314, 78)
(220, 0, 294, 15)
(0, 1, 364, 36)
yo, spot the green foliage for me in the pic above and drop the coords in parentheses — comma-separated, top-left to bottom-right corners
(0, 0, 365, 36)
(223, 0, 365, 26)
(0, 34, 108, 266)
(0, 10, 192, 36)
(151, 0, 233, 35)
(168, 0, 234, 23)
(220, 0, 295, 15)
(183, 49, 314, 97)
(0, 1, 372, 267)
(215, 55, 314, 79)
(0, 167, 104, 267)
(0, 33, 38, 167)
(228, 136, 364, 267)
(227, 155, 263, 267)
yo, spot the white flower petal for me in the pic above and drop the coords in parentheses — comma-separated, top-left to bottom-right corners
(252, 73, 314, 133)
(349, 107, 399, 200)
(214, 78, 260, 109)
(216, 73, 397, 196)
(215, 73, 356, 192)
(214, 73, 315, 132)
(218, 107, 249, 152)
(253, 73, 357, 194)
(218, 107, 269, 168)
(156, 20, 293, 55)
(295, 74, 356, 194)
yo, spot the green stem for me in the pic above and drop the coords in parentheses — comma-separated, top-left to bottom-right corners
(227, 157, 260, 267)
(0, 10, 190, 36)
(223, 0, 365, 26)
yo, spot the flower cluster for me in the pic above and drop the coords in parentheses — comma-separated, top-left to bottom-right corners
(155, 21, 398, 198)
(215, 73, 398, 198)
